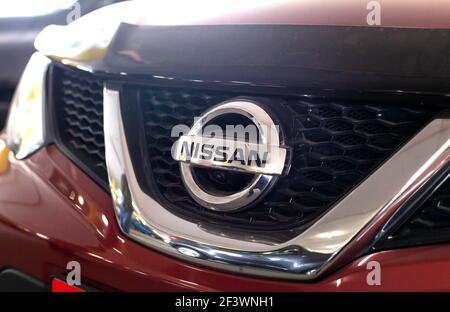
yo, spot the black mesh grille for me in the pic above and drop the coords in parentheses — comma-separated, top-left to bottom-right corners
(52, 66, 108, 187)
(139, 87, 434, 231)
(51, 66, 436, 232)
(376, 172, 450, 249)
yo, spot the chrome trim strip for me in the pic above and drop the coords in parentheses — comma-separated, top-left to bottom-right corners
(104, 85, 450, 280)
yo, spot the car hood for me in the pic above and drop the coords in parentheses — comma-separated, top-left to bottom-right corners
(33, 0, 450, 96)
(40, 0, 450, 28)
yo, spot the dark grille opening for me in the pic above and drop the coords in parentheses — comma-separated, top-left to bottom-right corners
(376, 170, 450, 249)
(52, 66, 108, 188)
(51, 65, 437, 232)
(0, 87, 13, 130)
(138, 87, 434, 231)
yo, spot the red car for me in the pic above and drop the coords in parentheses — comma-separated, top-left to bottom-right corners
(2, 0, 450, 292)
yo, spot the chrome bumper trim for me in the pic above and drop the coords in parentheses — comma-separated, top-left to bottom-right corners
(104, 85, 450, 280)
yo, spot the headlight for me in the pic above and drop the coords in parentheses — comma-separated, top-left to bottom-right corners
(6, 52, 50, 159)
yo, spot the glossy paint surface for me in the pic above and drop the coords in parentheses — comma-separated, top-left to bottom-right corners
(35, 0, 450, 99)
(47, 0, 450, 28)
(0, 145, 450, 291)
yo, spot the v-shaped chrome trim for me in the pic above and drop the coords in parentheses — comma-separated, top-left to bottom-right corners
(104, 85, 450, 280)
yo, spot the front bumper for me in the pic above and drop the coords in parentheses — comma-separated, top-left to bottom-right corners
(0, 144, 450, 291)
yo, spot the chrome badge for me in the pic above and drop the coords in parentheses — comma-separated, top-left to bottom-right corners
(172, 100, 290, 211)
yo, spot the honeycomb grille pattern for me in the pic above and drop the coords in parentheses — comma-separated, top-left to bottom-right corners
(53, 66, 108, 185)
(377, 175, 450, 249)
(141, 88, 433, 230)
(51, 66, 435, 231)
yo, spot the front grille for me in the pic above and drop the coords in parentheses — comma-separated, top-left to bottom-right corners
(376, 171, 450, 249)
(52, 65, 436, 232)
(52, 66, 108, 188)
(138, 87, 434, 231)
